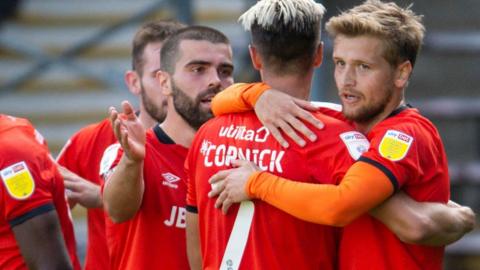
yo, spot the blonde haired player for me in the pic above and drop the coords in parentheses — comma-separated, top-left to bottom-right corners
(209, 1, 476, 269)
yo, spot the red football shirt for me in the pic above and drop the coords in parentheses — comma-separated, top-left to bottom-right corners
(186, 111, 364, 270)
(0, 114, 81, 270)
(57, 117, 116, 270)
(101, 125, 190, 270)
(339, 106, 449, 270)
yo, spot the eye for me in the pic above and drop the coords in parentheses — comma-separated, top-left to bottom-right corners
(191, 66, 205, 73)
(359, 63, 370, 70)
(334, 60, 345, 67)
(219, 67, 233, 77)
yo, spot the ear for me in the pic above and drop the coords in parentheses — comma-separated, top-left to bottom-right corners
(249, 45, 262, 70)
(313, 42, 324, 67)
(394, 61, 412, 89)
(156, 70, 172, 96)
(124, 70, 141, 95)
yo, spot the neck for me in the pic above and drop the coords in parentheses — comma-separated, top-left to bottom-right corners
(160, 102, 196, 148)
(260, 68, 314, 100)
(354, 98, 406, 134)
(138, 103, 157, 129)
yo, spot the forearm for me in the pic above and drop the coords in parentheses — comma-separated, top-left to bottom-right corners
(13, 210, 73, 270)
(186, 212, 202, 270)
(417, 205, 473, 246)
(211, 83, 270, 116)
(372, 195, 475, 246)
(247, 162, 393, 226)
(103, 156, 144, 223)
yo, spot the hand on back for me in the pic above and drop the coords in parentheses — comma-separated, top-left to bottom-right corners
(254, 89, 324, 148)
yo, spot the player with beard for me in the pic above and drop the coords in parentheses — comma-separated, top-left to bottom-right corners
(56, 20, 184, 270)
(207, 1, 475, 269)
(101, 25, 234, 270)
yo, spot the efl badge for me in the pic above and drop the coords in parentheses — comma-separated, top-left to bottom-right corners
(378, 130, 413, 161)
(340, 131, 370, 160)
(1, 161, 35, 200)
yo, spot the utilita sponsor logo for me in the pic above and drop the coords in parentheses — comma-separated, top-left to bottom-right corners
(218, 125, 269, 142)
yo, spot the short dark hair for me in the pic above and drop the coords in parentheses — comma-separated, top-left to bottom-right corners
(131, 20, 185, 75)
(250, 22, 320, 75)
(239, 0, 326, 75)
(160, 25, 230, 74)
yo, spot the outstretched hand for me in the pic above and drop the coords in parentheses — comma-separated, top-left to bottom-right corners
(208, 160, 260, 214)
(254, 89, 324, 148)
(109, 101, 146, 162)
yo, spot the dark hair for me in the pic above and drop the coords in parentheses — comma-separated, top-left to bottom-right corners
(160, 25, 230, 74)
(250, 21, 321, 75)
(131, 20, 185, 75)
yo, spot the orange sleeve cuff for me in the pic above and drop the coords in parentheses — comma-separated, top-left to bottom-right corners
(211, 83, 271, 116)
(246, 161, 395, 226)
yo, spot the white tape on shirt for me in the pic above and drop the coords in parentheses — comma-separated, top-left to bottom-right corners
(220, 201, 255, 270)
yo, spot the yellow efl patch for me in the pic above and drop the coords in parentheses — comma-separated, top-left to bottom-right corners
(378, 130, 413, 161)
(1, 161, 35, 200)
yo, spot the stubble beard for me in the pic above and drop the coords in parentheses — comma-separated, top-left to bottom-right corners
(171, 80, 221, 130)
(342, 87, 394, 124)
(141, 84, 167, 123)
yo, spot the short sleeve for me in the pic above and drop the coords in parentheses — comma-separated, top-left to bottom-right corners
(0, 150, 55, 226)
(359, 127, 418, 191)
(57, 138, 78, 171)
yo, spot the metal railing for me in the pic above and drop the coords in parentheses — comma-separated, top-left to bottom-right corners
(0, 0, 193, 94)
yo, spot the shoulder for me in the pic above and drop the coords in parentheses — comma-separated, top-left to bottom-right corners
(311, 101, 342, 112)
(0, 130, 44, 158)
(303, 112, 368, 160)
(198, 112, 258, 132)
(367, 109, 442, 162)
(57, 118, 113, 160)
(312, 110, 352, 132)
(311, 101, 349, 122)
(373, 109, 438, 142)
(0, 115, 37, 138)
(0, 114, 33, 128)
(71, 118, 112, 141)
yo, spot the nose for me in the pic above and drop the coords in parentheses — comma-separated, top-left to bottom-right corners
(339, 65, 356, 88)
(207, 68, 221, 89)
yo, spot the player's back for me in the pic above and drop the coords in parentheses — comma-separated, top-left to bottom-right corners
(0, 115, 80, 269)
(187, 111, 361, 270)
(340, 107, 449, 270)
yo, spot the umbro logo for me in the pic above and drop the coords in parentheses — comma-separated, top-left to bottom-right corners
(162, 172, 180, 189)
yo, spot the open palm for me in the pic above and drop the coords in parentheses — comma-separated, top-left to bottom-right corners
(110, 101, 146, 162)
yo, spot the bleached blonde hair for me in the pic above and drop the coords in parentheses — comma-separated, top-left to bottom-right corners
(326, 0, 425, 67)
(239, 0, 325, 34)
(239, 0, 326, 74)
